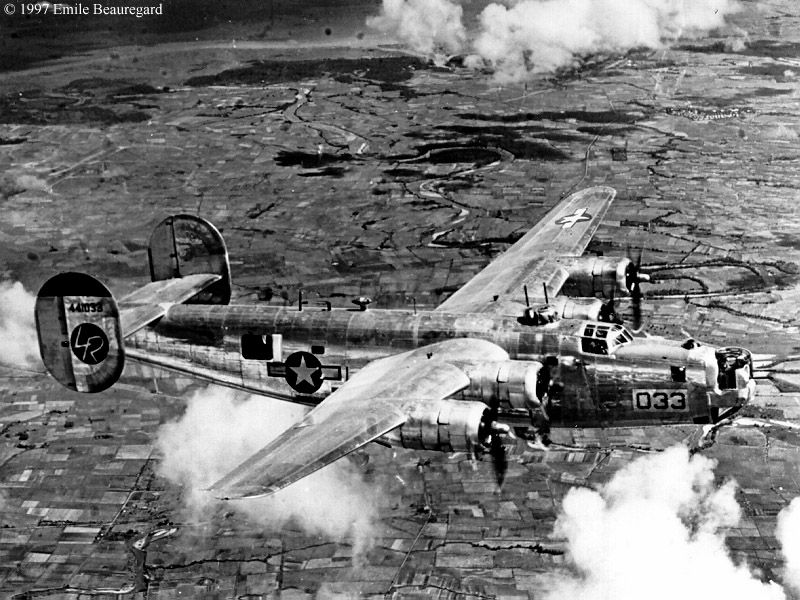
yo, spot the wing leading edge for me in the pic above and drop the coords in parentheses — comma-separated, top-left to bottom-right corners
(208, 338, 509, 499)
(436, 186, 616, 315)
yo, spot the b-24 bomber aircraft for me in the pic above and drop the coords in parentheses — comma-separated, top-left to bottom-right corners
(35, 186, 755, 498)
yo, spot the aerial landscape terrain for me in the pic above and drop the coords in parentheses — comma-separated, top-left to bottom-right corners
(1, 0, 800, 598)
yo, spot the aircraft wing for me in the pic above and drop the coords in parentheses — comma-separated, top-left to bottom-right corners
(435, 186, 616, 315)
(119, 273, 221, 336)
(208, 338, 509, 499)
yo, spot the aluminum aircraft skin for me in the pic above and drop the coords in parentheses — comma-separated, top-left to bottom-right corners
(35, 186, 755, 499)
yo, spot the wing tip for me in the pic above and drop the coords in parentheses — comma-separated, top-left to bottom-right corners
(205, 476, 278, 500)
(571, 184, 616, 199)
(204, 485, 264, 501)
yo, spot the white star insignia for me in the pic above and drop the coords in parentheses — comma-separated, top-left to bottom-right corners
(290, 355, 319, 385)
(556, 207, 591, 229)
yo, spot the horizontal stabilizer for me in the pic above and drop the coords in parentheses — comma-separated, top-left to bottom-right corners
(35, 272, 124, 393)
(35, 269, 222, 393)
(119, 273, 221, 336)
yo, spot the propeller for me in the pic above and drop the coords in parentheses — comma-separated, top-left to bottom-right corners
(630, 278, 644, 333)
(625, 247, 649, 333)
(483, 400, 512, 488)
(599, 288, 623, 324)
(489, 424, 508, 487)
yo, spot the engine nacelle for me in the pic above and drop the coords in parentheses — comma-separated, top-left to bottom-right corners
(395, 400, 489, 453)
(552, 297, 605, 321)
(460, 360, 546, 410)
(561, 256, 636, 299)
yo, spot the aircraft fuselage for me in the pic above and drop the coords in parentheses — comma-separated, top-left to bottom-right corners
(126, 303, 754, 428)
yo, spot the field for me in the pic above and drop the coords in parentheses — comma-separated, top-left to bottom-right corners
(1, 0, 800, 597)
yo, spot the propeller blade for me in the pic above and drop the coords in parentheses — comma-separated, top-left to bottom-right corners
(599, 287, 626, 325)
(484, 396, 510, 488)
(631, 281, 644, 333)
(633, 245, 644, 269)
(623, 245, 648, 332)
(490, 432, 508, 487)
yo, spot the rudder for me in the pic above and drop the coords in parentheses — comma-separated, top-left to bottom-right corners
(35, 272, 124, 393)
(148, 214, 231, 305)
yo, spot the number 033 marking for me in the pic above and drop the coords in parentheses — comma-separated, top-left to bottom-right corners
(632, 389, 688, 411)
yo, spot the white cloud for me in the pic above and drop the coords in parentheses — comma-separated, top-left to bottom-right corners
(366, 0, 466, 59)
(368, 0, 742, 81)
(0, 281, 40, 370)
(777, 497, 800, 594)
(155, 386, 384, 562)
(548, 446, 785, 600)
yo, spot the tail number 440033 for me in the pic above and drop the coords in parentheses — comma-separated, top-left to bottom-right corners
(632, 389, 688, 411)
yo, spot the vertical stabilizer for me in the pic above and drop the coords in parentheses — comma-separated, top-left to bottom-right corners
(35, 272, 124, 393)
(148, 214, 231, 305)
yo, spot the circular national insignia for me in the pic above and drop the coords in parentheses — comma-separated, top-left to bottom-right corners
(69, 323, 110, 365)
(284, 351, 323, 394)
(555, 208, 592, 229)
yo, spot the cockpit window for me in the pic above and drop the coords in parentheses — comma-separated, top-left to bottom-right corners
(581, 323, 633, 355)
(582, 338, 608, 355)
